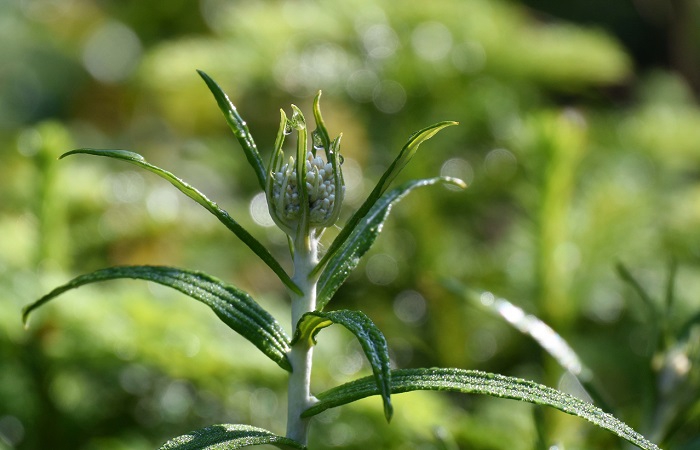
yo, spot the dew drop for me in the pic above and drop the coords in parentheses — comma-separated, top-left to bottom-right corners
(312, 130, 325, 153)
(283, 120, 293, 135)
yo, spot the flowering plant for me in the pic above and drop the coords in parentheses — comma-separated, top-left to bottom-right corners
(22, 71, 661, 450)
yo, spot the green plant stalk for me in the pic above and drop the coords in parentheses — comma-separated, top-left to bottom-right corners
(286, 234, 321, 444)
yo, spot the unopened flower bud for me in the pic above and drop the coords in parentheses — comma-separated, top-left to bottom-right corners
(266, 102, 344, 238)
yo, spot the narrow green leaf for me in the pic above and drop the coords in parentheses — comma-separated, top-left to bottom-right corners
(452, 285, 591, 379)
(616, 262, 659, 316)
(313, 121, 458, 277)
(316, 177, 466, 310)
(60, 149, 301, 295)
(294, 310, 393, 421)
(159, 424, 306, 450)
(448, 283, 614, 412)
(22, 266, 292, 371)
(303, 368, 662, 450)
(197, 70, 267, 190)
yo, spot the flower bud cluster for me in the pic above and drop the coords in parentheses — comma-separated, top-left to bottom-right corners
(272, 151, 341, 225)
(265, 101, 344, 238)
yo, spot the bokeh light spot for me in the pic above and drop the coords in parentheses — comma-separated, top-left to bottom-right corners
(411, 21, 453, 62)
(249, 192, 275, 227)
(393, 290, 427, 324)
(83, 21, 142, 84)
(366, 253, 399, 285)
(373, 80, 406, 114)
(440, 157, 474, 188)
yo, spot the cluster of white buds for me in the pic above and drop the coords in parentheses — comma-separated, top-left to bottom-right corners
(272, 151, 340, 224)
(266, 99, 344, 238)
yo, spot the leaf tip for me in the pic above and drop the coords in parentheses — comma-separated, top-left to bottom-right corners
(21, 306, 32, 329)
(383, 399, 394, 423)
(196, 69, 211, 82)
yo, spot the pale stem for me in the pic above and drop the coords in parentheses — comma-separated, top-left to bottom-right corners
(286, 234, 320, 444)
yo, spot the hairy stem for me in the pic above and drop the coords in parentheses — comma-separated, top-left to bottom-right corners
(286, 236, 320, 444)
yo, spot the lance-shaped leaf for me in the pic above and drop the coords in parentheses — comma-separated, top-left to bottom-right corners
(313, 121, 458, 278)
(447, 282, 615, 411)
(197, 70, 267, 190)
(159, 424, 306, 450)
(303, 368, 662, 450)
(294, 310, 393, 421)
(22, 266, 292, 371)
(316, 177, 466, 310)
(60, 149, 301, 295)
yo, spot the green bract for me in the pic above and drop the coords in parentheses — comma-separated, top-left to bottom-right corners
(22, 70, 662, 450)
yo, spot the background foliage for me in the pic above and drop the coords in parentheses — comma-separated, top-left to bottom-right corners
(2, 0, 700, 449)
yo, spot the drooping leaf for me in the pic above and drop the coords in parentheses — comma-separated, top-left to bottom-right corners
(22, 266, 292, 371)
(294, 310, 393, 421)
(60, 149, 301, 295)
(313, 121, 458, 277)
(158, 424, 306, 450)
(316, 177, 466, 310)
(197, 70, 267, 191)
(302, 368, 662, 450)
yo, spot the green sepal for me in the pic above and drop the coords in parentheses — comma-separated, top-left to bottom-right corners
(290, 105, 311, 245)
(313, 121, 458, 277)
(158, 424, 306, 450)
(293, 310, 393, 422)
(22, 266, 292, 372)
(311, 91, 331, 157)
(303, 368, 661, 450)
(59, 148, 302, 295)
(196, 70, 267, 191)
(316, 177, 466, 310)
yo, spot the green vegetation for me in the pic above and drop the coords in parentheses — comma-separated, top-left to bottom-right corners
(3, 1, 700, 449)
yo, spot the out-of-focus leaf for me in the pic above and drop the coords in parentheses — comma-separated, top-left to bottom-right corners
(616, 262, 659, 317)
(158, 424, 306, 450)
(60, 149, 302, 295)
(316, 177, 466, 310)
(303, 368, 661, 450)
(451, 284, 590, 379)
(22, 266, 292, 371)
(293, 309, 392, 421)
(313, 121, 458, 277)
(197, 70, 267, 191)
(448, 283, 614, 411)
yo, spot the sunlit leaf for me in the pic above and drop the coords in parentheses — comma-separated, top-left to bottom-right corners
(313, 121, 458, 277)
(294, 310, 392, 421)
(22, 266, 292, 371)
(197, 70, 267, 191)
(448, 282, 614, 411)
(316, 177, 466, 310)
(60, 149, 301, 295)
(303, 368, 661, 450)
(159, 424, 306, 450)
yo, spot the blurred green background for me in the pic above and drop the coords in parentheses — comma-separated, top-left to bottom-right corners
(2, 0, 700, 449)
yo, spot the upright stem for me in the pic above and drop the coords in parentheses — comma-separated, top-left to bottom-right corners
(285, 235, 320, 444)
